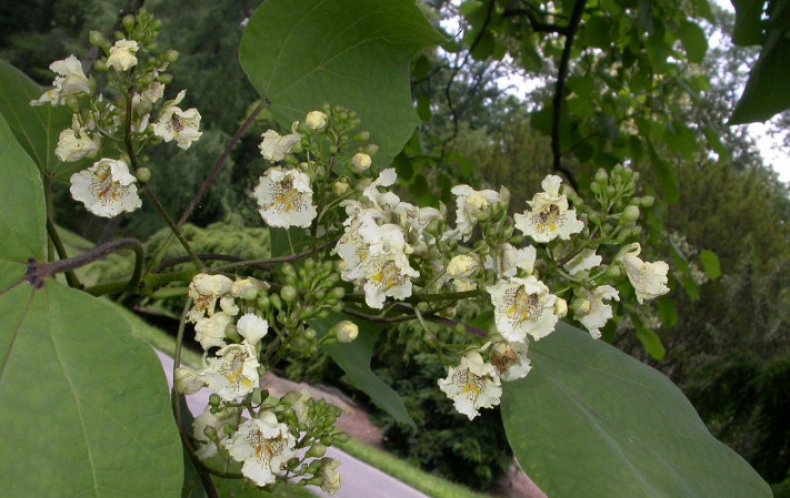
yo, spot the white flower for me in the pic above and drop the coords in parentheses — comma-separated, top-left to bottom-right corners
(188, 274, 234, 322)
(514, 174, 584, 243)
(564, 248, 602, 276)
(259, 129, 301, 161)
(30, 55, 90, 106)
(141, 81, 165, 104)
(253, 167, 317, 228)
(152, 90, 203, 149)
(192, 406, 239, 460)
(69, 158, 141, 217)
(351, 152, 372, 172)
(450, 185, 501, 240)
(491, 341, 532, 382)
(194, 312, 234, 350)
(487, 276, 560, 342)
(577, 285, 620, 339)
(361, 251, 419, 309)
(55, 127, 100, 162)
(174, 366, 204, 395)
(438, 351, 502, 420)
(200, 341, 260, 401)
(620, 243, 670, 304)
(485, 243, 536, 278)
(236, 313, 268, 346)
(362, 168, 401, 209)
(305, 110, 328, 131)
(320, 459, 342, 496)
(222, 412, 297, 487)
(106, 39, 139, 71)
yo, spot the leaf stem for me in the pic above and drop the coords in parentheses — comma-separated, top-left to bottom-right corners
(143, 187, 203, 271)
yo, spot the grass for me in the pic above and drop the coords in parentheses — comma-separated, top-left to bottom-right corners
(337, 437, 494, 498)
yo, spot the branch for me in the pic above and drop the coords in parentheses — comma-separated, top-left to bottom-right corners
(501, 8, 568, 34)
(439, 0, 497, 164)
(176, 99, 270, 229)
(26, 238, 144, 291)
(550, 0, 587, 192)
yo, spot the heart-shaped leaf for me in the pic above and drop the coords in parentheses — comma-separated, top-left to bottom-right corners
(501, 322, 771, 498)
(239, 0, 445, 168)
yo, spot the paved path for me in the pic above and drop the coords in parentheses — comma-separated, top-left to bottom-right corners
(157, 351, 429, 498)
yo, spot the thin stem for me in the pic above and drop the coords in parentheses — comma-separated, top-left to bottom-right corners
(411, 289, 481, 303)
(85, 268, 193, 296)
(177, 99, 270, 229)
(46, 217, 82, 289)
(143, 187, 203, 271)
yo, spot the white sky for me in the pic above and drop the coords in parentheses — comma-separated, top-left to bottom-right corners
(440, 1, 789, 183)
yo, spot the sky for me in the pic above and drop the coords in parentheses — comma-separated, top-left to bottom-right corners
(440, 1, 789, 183)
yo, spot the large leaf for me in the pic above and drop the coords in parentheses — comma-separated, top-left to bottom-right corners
(312, 314, 415, 427)
(0, 112, 183, 497)
(0, 59, 73, 177)
(239, 0, 445, 168)
(501, 322, 771, 498)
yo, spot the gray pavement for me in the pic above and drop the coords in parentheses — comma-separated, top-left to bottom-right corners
(156, 350, 429, 498)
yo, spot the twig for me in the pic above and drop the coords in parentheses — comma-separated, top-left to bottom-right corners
(550, 0, 587, 192)
(177, 99, 270, 229)
(143, 187, 203, 271)
(26, 238, 144, 290)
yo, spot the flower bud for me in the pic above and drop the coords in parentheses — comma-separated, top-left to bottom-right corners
(157, 73, 173, 84)
(594, 168, 609, 184)
(446, 254, 478, 277)
(174, 366, 204, 395)
(135, 167, 151, 184)
(307, 444, 327, 459)
(122, 14, 136, 32)
(354, 130, 370, 141)
(332, 180, 350, 196)
(640, 196, 655, 208)
(606, 265, 622, 278)
(554, 297, 568, 318)
(231, 278, 258, 300)
(208, 393, 221, 408)
(351, 152, 372, 172)
(305, 110, 328, 131)
(280, 285, 297, 304)
(334, 320, 359, 343)
(571, 297, 591, 315)
(623, 205, 640, 222)
(163, 49, 179, 63)
(89, 30, 109, 49)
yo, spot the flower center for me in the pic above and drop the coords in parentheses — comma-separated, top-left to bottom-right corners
(370, 260, 403, 290)
(507, 287, 542, 323)
(536, 204, 561, 231)
(170, 113, 184, 133)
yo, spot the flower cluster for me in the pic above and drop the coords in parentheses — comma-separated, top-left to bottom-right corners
(177, 272, 344, 493)
(31, 10, 202, 218)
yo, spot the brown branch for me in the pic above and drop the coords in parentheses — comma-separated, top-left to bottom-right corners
(550, 0, 587, 192)
(176, 99, 270, 229)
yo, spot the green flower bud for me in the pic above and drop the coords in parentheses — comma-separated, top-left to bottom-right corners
(606, 265, 622, 278)
(281, 285, 297, 304)
(623, 205, 640, 222)
(208, 393, 221, 408)
(594, 168, 609, 184)
(89, 30, 109, 49)
(333, 320, 358, 343)
(163, 49, 179, 63)
(270, 293, 283, 310)
(307, 444, 327, 459)
(157, 73, 173, 84)
(122, 15, 136, 32)
(351, 152, 372, 172)
(640, 196, 655, 208)
(135, 167, 151, 184)
(571, 297, 591, 315)
(590, 182, 601, 194)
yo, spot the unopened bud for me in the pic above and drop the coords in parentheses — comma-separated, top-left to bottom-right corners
(122, 14, 136, 32)
(332, 180, 350, 196)
(446, 254, 478, 277)
(305, 110, 328, 131)
(163, 49, 179, 63)
(89, 31, 109, 49)
(135, 167, 151, 183)
(554, 298, 568, 318)
(594, 168, 609, 184)
(307, 444, 327, 458)
(571, 297, 591, 315)
(334, 320, 359, 343)
(623, 205, 640, 222)
(208, 393, 222, 408)
(640, 196, 655, 208)
(280, 285, 297, 304)
(157, 73, 173, 84)
(231, 278, 258, 300)
(354, 130, 370, 142)
(174, 366, 204, 395)
(351, 152, 372, 172)
(606, 265, 622, 278)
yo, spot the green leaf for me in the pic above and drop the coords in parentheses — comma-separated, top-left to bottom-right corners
(679, 21, 708, 63)
(665, 121, 698, 158)
(239, 0, 445, 169)
(699, 249, 722, 280)
(730, 30, 790, 123)
(501, 322, 772, 498)
(312, 314, 415, 427)
(648, 146, 679, 204)
(0, 112, 183, 497)
(732, 0, 766, 46)
(0, 59, 73, 177)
